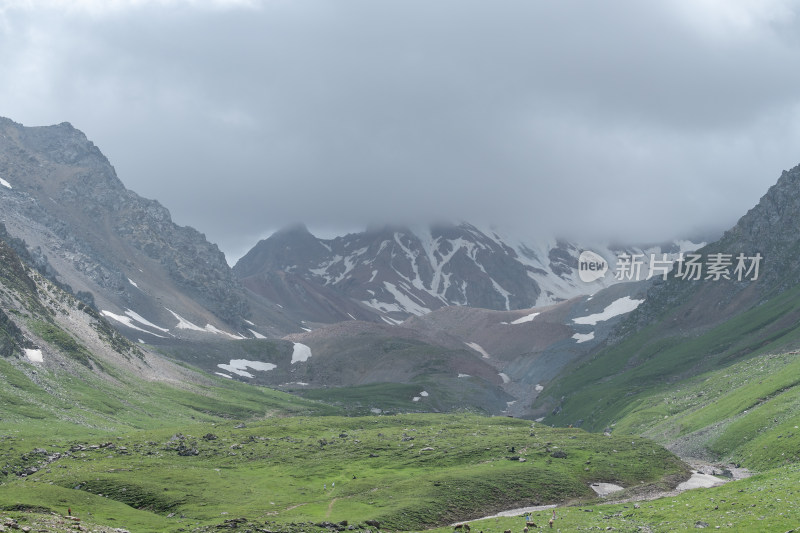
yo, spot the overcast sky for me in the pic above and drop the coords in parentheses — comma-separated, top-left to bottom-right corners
(2, 0, 800, 263)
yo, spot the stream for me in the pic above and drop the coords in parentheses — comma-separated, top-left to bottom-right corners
(453, 458, 753, 526)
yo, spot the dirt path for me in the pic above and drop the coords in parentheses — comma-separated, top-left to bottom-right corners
(285, 503, 306, 512)
(326, 498, 337, 519)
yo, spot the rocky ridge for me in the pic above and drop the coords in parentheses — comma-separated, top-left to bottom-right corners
(0, 117, 289, 340)
(235, 222, 697, 325)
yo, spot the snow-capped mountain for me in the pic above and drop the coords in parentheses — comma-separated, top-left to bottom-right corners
(0, 114, 713, 418)
(0, 115, 703, 346)
(234, 222, 702, 324)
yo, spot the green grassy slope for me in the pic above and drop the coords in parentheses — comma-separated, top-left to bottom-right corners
(5, 464, 799, 532)
(538, 282, 800, 433)
(0, 414, 688, 532)
(0, 354, 335, 430)
(598, 349, 800, 471)
(422, 462, 800, 533)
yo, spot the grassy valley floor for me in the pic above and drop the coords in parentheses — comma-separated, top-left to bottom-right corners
(0, 414, 688, 532)
(2, 461, 799, 532)
(422, 462, 800, 532)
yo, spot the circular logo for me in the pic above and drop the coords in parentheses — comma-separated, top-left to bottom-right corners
(578, 250, 608, 283)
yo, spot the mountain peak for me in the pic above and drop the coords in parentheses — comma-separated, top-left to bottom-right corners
(233, 223, 329, 279)
(274, 223, 313, 237)
(0, 117, 262, 338)
(234, 223, 692, 325)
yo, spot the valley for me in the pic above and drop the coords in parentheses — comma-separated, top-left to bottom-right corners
(3, 118, 800, 531)
(0, 414, 689, 532)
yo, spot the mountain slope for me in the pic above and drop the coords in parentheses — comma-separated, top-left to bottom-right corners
(0, 230, 331, 430)
(0, 229, 692, 533)
(235, 222, 694, 325)
(536, 163, 800, 430)
(0, 117, 299, 340)
(265, 280, 649, 416)
(611, 348, 800, 470)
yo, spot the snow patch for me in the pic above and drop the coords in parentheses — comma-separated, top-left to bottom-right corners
(572, 297, 644, 325)
(676, 239, 707, 253)
(419, 391, 428, 397)
(164, 308, 242, 338)
(572, 332, 595, 343)
(102, 310, 168, 337)
(393, 232, 426, 291)
(127, 278, 139, 288)
(291, 342, 312, 364)
(24, 348, 43, 362)
(465, 341, 490, 359)
(380, 316, 402, 325)
(499, 372, 510, 384)
(204, 324, 244, 340)
(676, 471, 726, 491)
(165, 308, 205, 331)
(217, 359, 276, 378)
(215, 372, 233, 379)
(381, 281, 431, 316)
(535, 384, 544, 392)
(467, 503, 557, 521)
(0, 177, 11, 189)
(490, 278, 511, 310)
(458, 373, 471, 378)
(412, 396, 421, 402)
(362, 298, 404, 315)
(248, 329, 267, 339)
(125, 310, 169, 332)
(511, 312, 540, 325)
(589, 482, 625, 497)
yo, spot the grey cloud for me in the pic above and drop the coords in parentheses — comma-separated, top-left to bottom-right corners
(1, 1, 800, 263)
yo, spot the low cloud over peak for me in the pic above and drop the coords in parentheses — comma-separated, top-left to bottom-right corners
(2, 1, 799, 262)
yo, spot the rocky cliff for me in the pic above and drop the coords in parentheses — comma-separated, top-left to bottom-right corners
(0, 117, 286, 340)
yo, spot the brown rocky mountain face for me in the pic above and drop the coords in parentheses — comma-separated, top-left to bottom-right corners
(277, 279, 650, 417)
